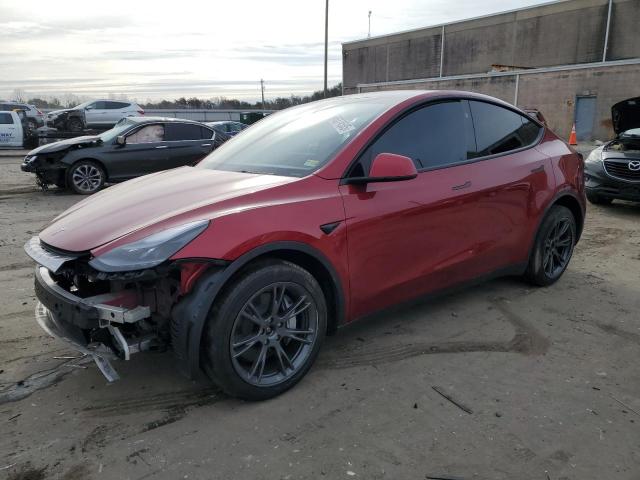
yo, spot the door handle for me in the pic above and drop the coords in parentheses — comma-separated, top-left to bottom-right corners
(452, 180, 472, 191)
(201, 143, 212, 147)
(155, 146, 168, 149)
(530, 165, 545, 173)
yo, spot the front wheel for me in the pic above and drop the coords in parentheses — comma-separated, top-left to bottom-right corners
(67, 117, 83, 132)
(203, 259, 327, 400)
(66, 160, 105, 195)
(525, 205, 576, 286)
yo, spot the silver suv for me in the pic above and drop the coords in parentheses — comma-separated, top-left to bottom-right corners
(47, 100, 145, 131)
(0, 101, 45, 128)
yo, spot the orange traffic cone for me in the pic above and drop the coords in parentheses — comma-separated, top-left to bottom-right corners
(568, 123, 577, 146)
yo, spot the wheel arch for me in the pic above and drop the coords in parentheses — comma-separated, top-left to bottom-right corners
(551, 192, 584, 241)
(171, 241, 346, 380)
(527, 190, 585, 265)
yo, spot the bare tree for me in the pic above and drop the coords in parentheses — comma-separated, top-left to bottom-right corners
(11, 88, 26, 102)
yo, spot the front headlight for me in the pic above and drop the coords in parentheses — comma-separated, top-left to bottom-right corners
(585, 147, 603, 165)
(24, 155, 37, 164)
(89, 220, 209, 272)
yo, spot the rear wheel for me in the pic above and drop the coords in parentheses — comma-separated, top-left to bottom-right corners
(66, 160, 105, 195)
(525, 205, 576, 286)
(203, 259, 327, 400)
(586, 191, 613, 205)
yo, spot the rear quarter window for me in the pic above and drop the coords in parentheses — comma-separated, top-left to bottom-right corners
(0, 113, 13, 124)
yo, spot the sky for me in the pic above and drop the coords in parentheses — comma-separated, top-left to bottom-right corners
(0, 0, 554, 103)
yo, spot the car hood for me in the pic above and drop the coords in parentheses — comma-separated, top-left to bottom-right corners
(39, 167, 297, 253)
(612, 97, 640, 134)
(27, 135, 102, 155)
(47, 108, 75, 117)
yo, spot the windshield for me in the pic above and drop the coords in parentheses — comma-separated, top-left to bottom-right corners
(197, 97, 393, 177)
(74, 100, 92, 110)
(99, 118, 137, 142)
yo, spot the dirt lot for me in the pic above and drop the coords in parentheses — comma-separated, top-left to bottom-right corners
(1, 150, 639, 480)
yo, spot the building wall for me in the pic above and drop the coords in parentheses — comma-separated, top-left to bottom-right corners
(343, 0, 639, 88)
(356, 63, 640, 140)
(342, 0, 640, 141)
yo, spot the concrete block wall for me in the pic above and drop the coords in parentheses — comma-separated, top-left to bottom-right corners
(343, 0, 638, 90)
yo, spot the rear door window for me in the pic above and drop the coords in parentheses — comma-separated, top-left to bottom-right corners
(107, 101, 131, 109)
(352, 100, 475, 176)
(0, 113, 14, 124)
(469, 101, 542, 157)
(165, 123, 207, 141)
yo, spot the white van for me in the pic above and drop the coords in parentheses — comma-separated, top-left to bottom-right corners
(0, 111, 24, 148)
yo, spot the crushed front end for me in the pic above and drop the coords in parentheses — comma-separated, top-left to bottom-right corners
(25, 236, 186, 381)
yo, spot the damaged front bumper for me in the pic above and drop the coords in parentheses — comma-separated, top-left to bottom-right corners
(33, 265, 153, 381)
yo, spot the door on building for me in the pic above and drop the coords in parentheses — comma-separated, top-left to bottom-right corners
(575, 96, 597, 141)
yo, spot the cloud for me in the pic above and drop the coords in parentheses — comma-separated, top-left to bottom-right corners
(0, 0, 552, 101)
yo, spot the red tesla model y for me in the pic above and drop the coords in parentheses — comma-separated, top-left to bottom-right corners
(25, 90, 585, 399)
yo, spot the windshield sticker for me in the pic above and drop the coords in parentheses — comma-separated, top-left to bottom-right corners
(304, 159, 320, 167)
(330, 116, 356, 135)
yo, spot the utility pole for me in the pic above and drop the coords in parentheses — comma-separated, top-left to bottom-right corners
(260, 79, 265, 110)
(368, 10, 372, 37)
(324, 0, 329, 97)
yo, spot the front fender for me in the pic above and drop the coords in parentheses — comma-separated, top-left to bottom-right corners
(171, 241, 346, 379)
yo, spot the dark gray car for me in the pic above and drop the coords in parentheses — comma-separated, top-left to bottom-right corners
(584, 97, 640, 205)
(21, 117, 229, 194)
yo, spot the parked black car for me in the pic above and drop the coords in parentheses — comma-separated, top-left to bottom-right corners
(21, 117, 230, 194)
(585, 97, 640, 205)
(206, 121, 249, 136)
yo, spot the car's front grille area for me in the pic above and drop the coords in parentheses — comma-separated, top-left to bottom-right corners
(603, 159, 640, 182)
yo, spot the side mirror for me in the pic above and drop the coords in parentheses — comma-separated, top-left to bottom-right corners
(344, 153, 418, 185)
(116, 135, 126, 146)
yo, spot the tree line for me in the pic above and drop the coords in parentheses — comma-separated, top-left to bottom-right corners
(15, 83, 343, 111)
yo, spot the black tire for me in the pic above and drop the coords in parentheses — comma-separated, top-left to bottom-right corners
(586, 191, 613, 205)
(66, 160, 105, 195)
(203, 259, 327, 400)
(68, 117, 83, 132)
(525, 205, 576, 286)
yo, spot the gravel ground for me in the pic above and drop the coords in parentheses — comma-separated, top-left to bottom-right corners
(0, 149, 639, 480)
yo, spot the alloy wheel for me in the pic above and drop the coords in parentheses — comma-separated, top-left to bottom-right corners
(230, 282, 318, 387)
(542, 218, 573, 278)
(72, 164, 102, 193)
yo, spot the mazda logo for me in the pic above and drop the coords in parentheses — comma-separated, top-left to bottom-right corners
(630, 161, 640, 171)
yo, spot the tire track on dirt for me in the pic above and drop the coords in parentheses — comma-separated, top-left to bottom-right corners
(83, 387, 222, 417)
(318, 299, 549, 369)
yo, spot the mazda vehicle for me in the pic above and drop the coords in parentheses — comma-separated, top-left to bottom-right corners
(584, 97, 640, 205)
(21, 117, 229, 194)
(24, 90, 585, 400)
